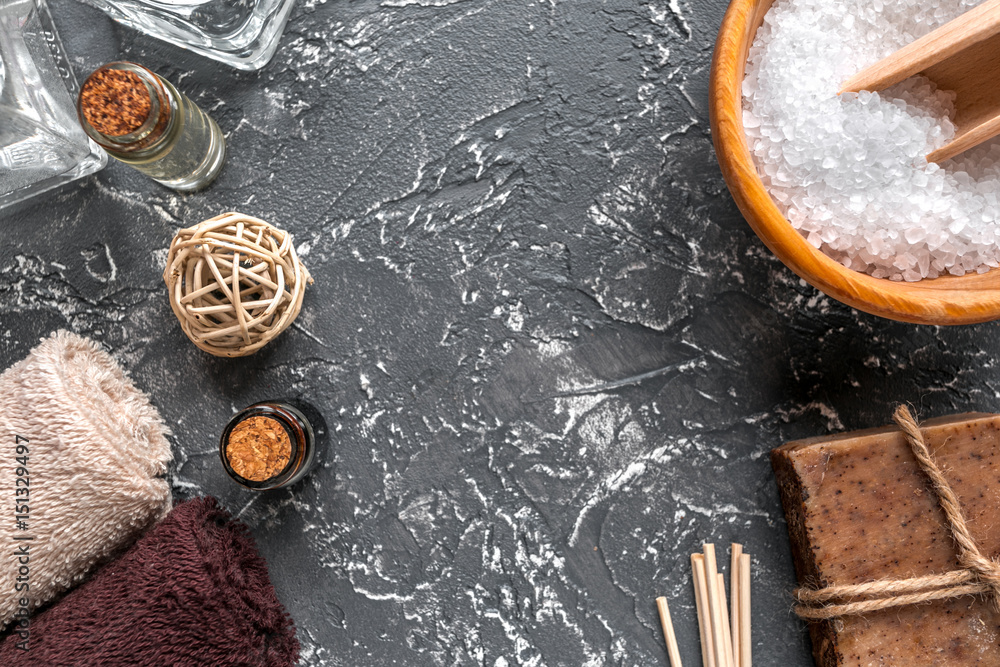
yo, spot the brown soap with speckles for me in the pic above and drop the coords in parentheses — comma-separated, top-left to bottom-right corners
(772, 413, 1000, 667)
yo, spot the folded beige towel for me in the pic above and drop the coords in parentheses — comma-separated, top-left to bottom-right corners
(0, 331, 172, 628)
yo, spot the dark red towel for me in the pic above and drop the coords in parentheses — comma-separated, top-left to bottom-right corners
(0, 497, 299, 666)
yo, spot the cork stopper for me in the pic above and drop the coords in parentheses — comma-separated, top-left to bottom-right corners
(80, 69, 152, 137)
(224, 415, 293, 482)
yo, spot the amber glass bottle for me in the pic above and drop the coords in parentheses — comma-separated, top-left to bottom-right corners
(219, 401, 324, 490)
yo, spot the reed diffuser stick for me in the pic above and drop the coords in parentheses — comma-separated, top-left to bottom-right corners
(716, 573, 735, 667)
(702, 544, 728, 667)
(660, 542, 751, 667)
(730, 544, 742, 667)
(739, 553, 752, 667)
(656, 596, 684, 667)
(691, 554, 717, 667)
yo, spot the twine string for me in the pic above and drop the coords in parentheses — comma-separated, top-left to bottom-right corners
(794, 405, 1000, 620)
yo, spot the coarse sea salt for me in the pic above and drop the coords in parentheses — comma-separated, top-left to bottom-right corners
(744, 0, 1000, 281)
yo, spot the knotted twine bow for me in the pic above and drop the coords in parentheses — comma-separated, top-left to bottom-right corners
(794, 405, 1000, 620)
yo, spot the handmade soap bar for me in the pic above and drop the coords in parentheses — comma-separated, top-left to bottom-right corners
(772, 413, 1000, 667)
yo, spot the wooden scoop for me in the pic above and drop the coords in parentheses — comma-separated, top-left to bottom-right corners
(840, 0, 1000, 163)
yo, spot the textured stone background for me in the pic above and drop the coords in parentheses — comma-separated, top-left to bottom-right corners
(3, 0, 998, 664)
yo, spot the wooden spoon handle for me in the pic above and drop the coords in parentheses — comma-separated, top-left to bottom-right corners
(840, 0, 1000, 94)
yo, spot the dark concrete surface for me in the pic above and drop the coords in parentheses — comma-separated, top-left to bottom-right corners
(3, 0, 997, 664)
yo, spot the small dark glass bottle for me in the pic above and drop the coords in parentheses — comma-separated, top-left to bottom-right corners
(219, 401, 325, 490)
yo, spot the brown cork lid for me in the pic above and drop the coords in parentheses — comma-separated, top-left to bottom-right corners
(224, 415, 293, 482)
(80, 68, 152, 137)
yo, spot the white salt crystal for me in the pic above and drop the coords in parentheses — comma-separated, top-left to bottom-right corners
(904, 226, 926, 243)
(743, 0, 1000, 280)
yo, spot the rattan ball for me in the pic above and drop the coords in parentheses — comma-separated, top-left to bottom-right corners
(163, 212, 313, 358)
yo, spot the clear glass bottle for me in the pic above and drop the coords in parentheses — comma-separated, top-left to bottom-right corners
(0, 0, 106, 212)
(77, 0, 297, 71)
(77, 62, 226, 193)
(219, 400, 326, 491)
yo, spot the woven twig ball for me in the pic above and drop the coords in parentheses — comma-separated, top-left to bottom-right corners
(164, 212, 313, 357)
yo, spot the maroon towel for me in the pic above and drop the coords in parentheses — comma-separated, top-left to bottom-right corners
(1, 497, 299, 666)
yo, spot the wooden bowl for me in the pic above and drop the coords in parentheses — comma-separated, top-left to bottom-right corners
(709, 0, 1000, 324)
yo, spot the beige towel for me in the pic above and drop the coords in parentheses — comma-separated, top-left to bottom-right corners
(0, 331, 171, 628)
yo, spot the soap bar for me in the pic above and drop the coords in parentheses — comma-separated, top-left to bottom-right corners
(772, 413, 1000, 667)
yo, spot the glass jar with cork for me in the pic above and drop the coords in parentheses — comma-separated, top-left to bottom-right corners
(219, 401, 326, 491)
(77, 61, 226, 192)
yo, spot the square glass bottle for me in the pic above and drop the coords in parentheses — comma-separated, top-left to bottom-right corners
(78, 0, 297, 70)
(0, 0, 106, 212)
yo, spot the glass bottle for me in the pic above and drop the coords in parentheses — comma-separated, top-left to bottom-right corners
(219, 401, 326, 491)
(0, 0, 106, 212)
(77, 62, 226, 193)
(77, 0, 297, 71)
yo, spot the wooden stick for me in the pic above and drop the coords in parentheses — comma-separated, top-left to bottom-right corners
(656, 596, 684, 667)
(739, 553, 752, 667)
(730, 544, 742, 667)
(691, 554, 717, 667)
(702, 544, 728, 667)
(717, 573, 735, 667)
(839, 0, 1000, 94)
